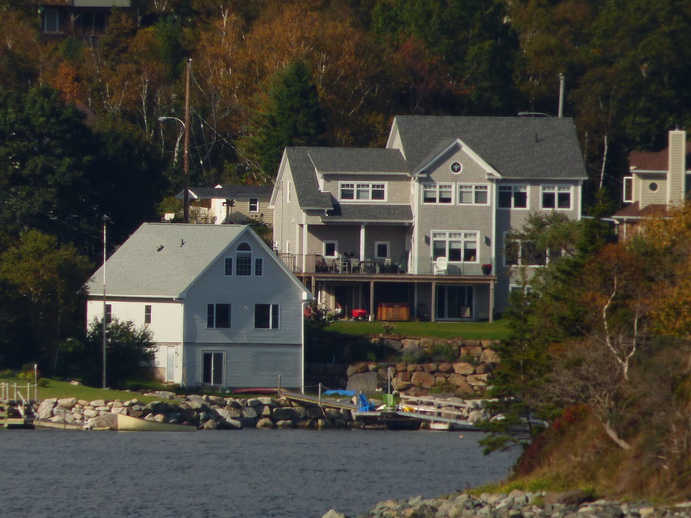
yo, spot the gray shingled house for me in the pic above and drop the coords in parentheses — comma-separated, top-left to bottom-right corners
(86, 223, 312, 389)
(269, 115, 587, 321)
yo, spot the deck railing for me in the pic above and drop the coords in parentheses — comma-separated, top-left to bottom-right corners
(278, 253, 494, 276)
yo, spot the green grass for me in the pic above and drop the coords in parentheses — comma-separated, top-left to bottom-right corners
(325, 319, 509, 340)
(1, 377, 162, 403)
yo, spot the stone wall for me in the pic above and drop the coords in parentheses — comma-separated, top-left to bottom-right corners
(338, 336, 500, 397)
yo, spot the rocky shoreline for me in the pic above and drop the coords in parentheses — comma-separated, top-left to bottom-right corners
(322, 489, 691, 518)
(34, 391, 493, 430)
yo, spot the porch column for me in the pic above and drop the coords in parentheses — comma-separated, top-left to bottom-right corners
(489, 279, 495, 322)
(359, 224, 366, 260)
(369, 280, 375, 321)
(431, 280, 437, 323)
(302, 222, 308, 272)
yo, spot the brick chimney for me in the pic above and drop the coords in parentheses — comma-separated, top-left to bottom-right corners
(668, 130, 686, 206)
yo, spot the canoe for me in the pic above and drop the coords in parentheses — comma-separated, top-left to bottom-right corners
(116, 413, 196, 432)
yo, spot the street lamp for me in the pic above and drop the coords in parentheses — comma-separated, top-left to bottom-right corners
(159, 58, 192, 223)
(158, 115, 189, 223)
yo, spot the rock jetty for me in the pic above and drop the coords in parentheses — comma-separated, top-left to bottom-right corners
(35, 393, 356, 430)
(322, 489, 691, 518)
(35, 392, 496, 430)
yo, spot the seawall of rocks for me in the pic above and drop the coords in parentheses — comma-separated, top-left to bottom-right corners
(345, 341, 499, 397)
(36, 393, 355, 430)
(323, 489, 691, 518)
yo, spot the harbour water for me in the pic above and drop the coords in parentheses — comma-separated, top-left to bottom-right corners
(0, 428, 518, 517)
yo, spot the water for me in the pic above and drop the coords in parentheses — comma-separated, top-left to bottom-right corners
(0, 429, 517, 518)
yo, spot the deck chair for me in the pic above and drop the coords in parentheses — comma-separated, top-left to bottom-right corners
(433, 256, 448, 275)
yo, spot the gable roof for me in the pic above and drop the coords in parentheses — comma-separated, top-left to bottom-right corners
(86, 223, 310, 300)
(283, 148, 333, 209)
(629, 141, 691, 172)
(390, 116, 587, 180)
(324, 204, 413, 223)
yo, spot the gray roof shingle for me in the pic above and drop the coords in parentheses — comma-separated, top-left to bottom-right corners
(86, 223, 247, 298)
(393, 116, 587, 179)
(308, 148, 407, 173)
(179, 185, 273, 200)
(323, 204, 413, 222)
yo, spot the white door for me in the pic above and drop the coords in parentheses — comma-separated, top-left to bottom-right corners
(166, 346, 175, 382)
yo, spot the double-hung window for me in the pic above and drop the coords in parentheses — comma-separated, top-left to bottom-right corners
(422, 183, 453, 204)
(255, 304, 279, 329)
(207, 304, 231, 328)
(144, 305, 152, 324)
(249, 198, 259, 212)
(432, 231, 479, 262)
(235, 243, 252, 276)
(505, 239, 547, 266)
(498, 185, 528, 208)
(224, 257, 233, 276)
(541, 185, 572, 210)
(458, 184, 489, 205)
(340, 182, 386, 201)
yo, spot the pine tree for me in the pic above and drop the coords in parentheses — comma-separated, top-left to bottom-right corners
(245, 60, 325, 179)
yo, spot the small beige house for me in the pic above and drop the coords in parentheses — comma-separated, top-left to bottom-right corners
(177, 185, 273, 225)
(613, 129, 690, 238)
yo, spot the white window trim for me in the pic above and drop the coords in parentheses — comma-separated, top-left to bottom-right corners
(540, 185, 573, 210)
(431, 230, 479, 263)
(623, 177, 633, 202)
(498, 184, 529, 209)
(422, 183, 454, 204)
(324, 240, 338, 258)
(248, 198, 259, 212)
(338, 181, 387, 202)
(286, 181, 292, 203)
(255, 303, 280, 329)
(374, 241, 390, 259)
(458, 184, 490, 205)
(503, 234, 548, 267)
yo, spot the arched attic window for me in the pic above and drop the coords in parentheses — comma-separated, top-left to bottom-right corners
(236, 242, 252, 276)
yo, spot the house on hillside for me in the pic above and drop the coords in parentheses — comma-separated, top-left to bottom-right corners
(612, 129, 690, 238)
(269, 115, 587, 321)
(86, 223, 312, 390)
(175, 185, 273, 225)
(38, 0, 132, 39)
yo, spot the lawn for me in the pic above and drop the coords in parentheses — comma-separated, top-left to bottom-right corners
(0, 377, 162, 404)
(325, 318, 510, 340)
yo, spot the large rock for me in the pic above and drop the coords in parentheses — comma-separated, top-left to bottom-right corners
(57, 397, 77, 409)
(410, 371, 435, 389)
(88, 413, 117, 429)
(256, 417, 275, 429)
(36, 399, 56, 419)
(241, 407, 258, 419)
(346, 371, 378, 392)
(480, 348, 500, 364)
(271, 407, 296, 421)
(452, 362, 475, 375)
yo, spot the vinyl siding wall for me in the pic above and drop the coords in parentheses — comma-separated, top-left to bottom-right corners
(86, 298, 183, 343)
(273, 164, 307, 253)
(636, 173, 668, 208)
(322, 173, 411, 204)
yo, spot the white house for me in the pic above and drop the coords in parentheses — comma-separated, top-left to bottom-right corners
(86, 223, 312, 390)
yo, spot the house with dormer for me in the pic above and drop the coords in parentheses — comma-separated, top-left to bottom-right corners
(86, 223, 312, 390)
(613, 129, 690, 239)
(269, 116, 587, 321)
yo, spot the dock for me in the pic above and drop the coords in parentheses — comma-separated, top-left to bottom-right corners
(278, 386, 482, 431)
(1, 383, 37, 429)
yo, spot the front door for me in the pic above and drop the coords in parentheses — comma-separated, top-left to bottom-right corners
(166, 346, 175, 382)
(202, 351, 224, 386)
(436, 285, 473, 320)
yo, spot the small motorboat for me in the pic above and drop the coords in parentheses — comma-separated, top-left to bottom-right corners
(116, 413, 196, 432)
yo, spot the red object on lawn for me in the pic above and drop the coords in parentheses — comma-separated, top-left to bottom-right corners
(351, 309, 368, 320)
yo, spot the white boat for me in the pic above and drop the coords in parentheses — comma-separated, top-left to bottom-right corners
(116, 413, 196, 432)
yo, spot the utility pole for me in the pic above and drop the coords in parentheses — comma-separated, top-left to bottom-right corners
(102, 216, 107, 389)
(183, 58, 191, 224)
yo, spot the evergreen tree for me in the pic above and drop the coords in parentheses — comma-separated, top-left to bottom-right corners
(244, 60, 325, 179)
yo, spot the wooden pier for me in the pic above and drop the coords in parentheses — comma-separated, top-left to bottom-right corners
(0, 383, 36, 429)
(278, 386, 482, 431)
